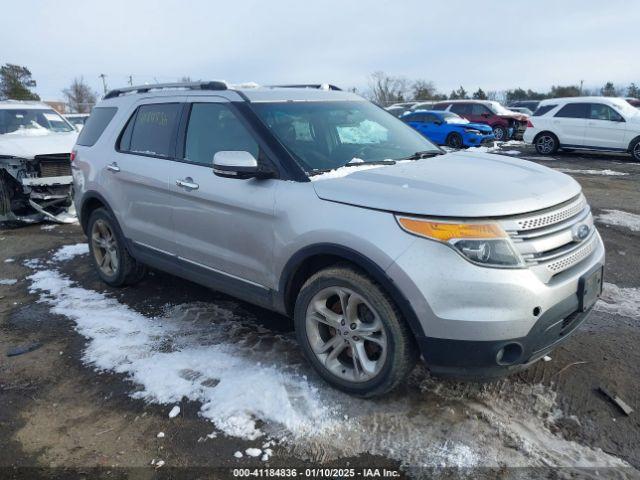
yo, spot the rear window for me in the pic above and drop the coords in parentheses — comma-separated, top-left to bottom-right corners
(533, 105, 556, 116)
(555, 103, 589, 119)
(77, 107, 118, 146)
(119, 103, 180, 157)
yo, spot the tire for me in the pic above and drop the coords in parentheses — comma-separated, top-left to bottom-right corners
(0, 172, 11, 218)
(561, 148, 575, 153)
(630, 138, 640, 162)
(446, 132, 464, 149)
(534, 132, 559, 155)
(492, 125, 507, 142)
(294, 264, 418, 397)
(87, 208, 146, 287)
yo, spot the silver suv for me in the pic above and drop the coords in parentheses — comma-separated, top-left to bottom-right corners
(72, 82, 605, 397)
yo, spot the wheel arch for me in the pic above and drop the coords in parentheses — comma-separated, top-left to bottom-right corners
(278, 243, 427, 341)
(78, 191, 113, 234)
(628, 135, 640, 153)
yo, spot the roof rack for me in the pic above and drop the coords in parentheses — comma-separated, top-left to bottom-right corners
(103, 81, 228, 99)
(270, 84, 342, 91)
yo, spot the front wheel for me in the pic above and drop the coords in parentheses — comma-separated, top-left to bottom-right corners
(0, 172, 12, 218)
(534, 132, 559, 155)
(631, 138, 640, 162)
(493, 125, 507, 141)
(294, 265, 418, 397)
(446, 132, 464, 149)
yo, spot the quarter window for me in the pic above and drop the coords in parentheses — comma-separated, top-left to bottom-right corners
(471, 104, 490, 115)
(77, 107, 117, 146)
(184, 103, 258, 166)
(589, 104, 623, 122)
(533, 105, 556, 116)
(555, 103, 589, 119)
(450, 104, 470, 115)
(120, 103, 180, 157)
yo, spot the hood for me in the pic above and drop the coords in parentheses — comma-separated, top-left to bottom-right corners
(452, 122, 493, 133)
(312, 151, 581, 217)
(499, 113, 528, 122)
(0, 131, 78, 159)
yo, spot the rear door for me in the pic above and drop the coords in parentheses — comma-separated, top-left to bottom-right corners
(552, 103, 589, 146)
(584, 103, 627, 150)
(104, 100, 182, 254)
(169, 97, 278, 289)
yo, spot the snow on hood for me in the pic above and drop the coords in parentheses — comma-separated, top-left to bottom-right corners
(0, 131, 78, 158)
(312, 151, 582, 217)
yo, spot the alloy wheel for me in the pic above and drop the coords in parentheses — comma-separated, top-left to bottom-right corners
(305, 286, 387, 383)
(493, 127, 505, 141)
(634, 142, 640, 161)
(91, 219, 119, 276)
(536, 135, 555, 154)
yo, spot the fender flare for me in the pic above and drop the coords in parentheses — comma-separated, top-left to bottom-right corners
(277, 243, 427, 341)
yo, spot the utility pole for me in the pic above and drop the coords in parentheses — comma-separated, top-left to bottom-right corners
(99, 74, 108, 95)
(579, 80, 584, 95)
(128, 75, 133, 86)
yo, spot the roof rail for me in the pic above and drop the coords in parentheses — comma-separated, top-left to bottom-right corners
(269, 84, 342, 91)
(103, 81, 228, 99)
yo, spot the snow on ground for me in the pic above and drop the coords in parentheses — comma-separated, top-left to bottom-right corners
(597, 282, 640, 319)
(22, 245, 635, 472)
(4, 258, 14, 263)
(556, 168, 629, 176)
(0, 278, 18, 285)
(41, 224, 58, 231)
(52, 243, 89, 262)
(597, 209, 640, 232)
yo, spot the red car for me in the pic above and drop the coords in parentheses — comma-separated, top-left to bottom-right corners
(433, 100, 529, 141)
(626, 97, 640, 108)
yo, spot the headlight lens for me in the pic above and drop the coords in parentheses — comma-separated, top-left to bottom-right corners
(397, 217, 524, 268)
(464, 128, 482, 135)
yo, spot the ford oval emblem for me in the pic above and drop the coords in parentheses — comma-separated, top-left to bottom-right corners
(573, 224, 590, 241)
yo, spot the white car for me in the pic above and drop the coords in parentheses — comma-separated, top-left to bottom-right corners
(65, 113, 90, 131)
(523, 97, 640, 161)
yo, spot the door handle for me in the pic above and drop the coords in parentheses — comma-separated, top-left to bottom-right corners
(106, 162, 120, 173)
(176, 178, 199, 190)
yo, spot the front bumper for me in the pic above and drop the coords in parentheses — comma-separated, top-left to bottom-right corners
(386, 230, 605, 378)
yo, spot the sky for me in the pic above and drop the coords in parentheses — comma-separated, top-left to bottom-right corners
(2, 0, 639, 101)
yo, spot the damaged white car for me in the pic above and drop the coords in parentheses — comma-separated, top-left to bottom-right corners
(0, 101, 78, 223)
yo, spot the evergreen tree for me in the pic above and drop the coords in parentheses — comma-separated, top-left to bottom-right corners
(627, 83, 639, 99)
(472, 88, 487, 100)
(600, 82, 618, 97)
(0, 64, 40, 100)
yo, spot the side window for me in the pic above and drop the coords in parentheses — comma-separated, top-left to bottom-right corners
(76, 107, 118, 146)
(120, 103, 180, 157)
(432, 104, 448, 111)
(533, 105, 556, 116)
(450, 104, 468, 115)
(423, 114, 438, 123)
(555, 103, 588, 119)
(184, 103, 259, 166)
(471, 104, 490, 115)
(589, 104, 623, 122)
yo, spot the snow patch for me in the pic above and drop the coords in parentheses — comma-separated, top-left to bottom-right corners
(556, 168, 628, 176)
(0, 278, 18, 285)
(4, 258, 14, 263)
(596, 282, 640, 319)
(52, 243, 89, 262)
(597, 209, 640, 232)
(309, 164, 385, 181)
(245, 448, 262, 457)
(41, 224, 58, 231)
(168, 406, 181, 418)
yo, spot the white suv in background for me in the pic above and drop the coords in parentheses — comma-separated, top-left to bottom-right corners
(524, 97, 640, 161)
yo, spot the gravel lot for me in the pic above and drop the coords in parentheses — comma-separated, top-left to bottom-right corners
(1, 143, 639, 479)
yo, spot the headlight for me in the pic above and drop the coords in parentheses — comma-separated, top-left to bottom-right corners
(464, 128, 482, 135)
(396, 217, 524, 268)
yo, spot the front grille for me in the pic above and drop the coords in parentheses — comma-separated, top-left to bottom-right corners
(500, 194, 597, 280)
(35, 154, 72, 177)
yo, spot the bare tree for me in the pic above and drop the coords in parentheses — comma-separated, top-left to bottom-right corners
(62, 77, 98, 113)
(367, 71, 410, 105)
(412, 80, 438, 100)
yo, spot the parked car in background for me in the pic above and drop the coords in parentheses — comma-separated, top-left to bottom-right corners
(388, 102, 419, 110)
(73, 82, 604, 396)
(523, 96, 640, 161)
(506, 106, 533, 116)
(385, 105, 409, 118)
(433, 100, 528, 141)
(410, 101, 436, 111)
(508, 100, 541, 112)
(0, 101, 78, 222)
(401, 110, 494, 148)
(625, 97, 640, 108)
(65, 113, 90, 131)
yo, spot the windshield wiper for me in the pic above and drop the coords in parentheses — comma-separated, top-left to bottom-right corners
(400, 150, 445, 161)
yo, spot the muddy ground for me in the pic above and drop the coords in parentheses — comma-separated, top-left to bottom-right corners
(1, 145, 639, 479)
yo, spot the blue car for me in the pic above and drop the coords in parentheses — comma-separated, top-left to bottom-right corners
(401, 110, 495, 148)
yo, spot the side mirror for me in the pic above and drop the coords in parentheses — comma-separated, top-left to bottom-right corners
(434, 120, 443, 125)
(213, 151, 273, 179)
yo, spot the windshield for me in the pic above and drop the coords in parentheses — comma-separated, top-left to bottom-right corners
(251, 101, 440, 172)
(442, 112, 469, 124)
(0, 108, 75, 135)
(487, 102, 516, 115)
